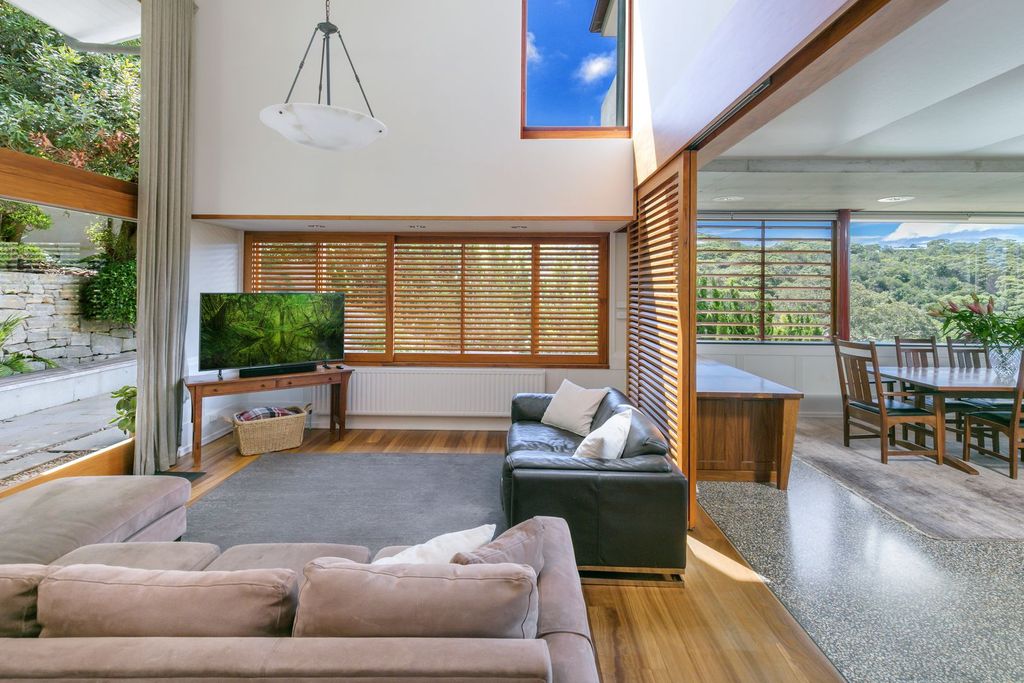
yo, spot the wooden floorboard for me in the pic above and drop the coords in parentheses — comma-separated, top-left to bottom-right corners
(173, 429, 841, 682)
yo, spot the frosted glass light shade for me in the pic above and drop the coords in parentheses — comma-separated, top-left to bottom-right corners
(259, 103, 387, 151)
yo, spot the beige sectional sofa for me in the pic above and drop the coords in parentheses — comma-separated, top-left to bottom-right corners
(0, 516, 600, 683)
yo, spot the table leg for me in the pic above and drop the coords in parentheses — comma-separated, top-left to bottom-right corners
(189, 389, 203, 470)
(337, 374, 349, 439)
(329, 385, 337, 437)
(935, 393, 978, 475)
(776, 398, 800, 490)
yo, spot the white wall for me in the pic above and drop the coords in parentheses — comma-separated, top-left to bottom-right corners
(181, 221, 246, 451)
(697, 342, 902, 417)
(191, 0, 633, 217)
(631, 0, 849, 180)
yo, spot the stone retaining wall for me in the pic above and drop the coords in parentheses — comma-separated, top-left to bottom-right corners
(0, 271, 135, 367)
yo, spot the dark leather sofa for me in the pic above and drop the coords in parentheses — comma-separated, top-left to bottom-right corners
(501, 388, 688, 571)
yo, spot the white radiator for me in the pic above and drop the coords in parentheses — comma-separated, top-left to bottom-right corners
(312, 367, 546, 418)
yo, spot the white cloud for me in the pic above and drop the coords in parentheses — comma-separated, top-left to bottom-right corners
(575, 51, 616, 84)
(526, 32, 541, 64)
(883, 223, 1024, 243)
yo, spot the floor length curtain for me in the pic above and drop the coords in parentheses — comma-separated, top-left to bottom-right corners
(135, 0, 194, 474)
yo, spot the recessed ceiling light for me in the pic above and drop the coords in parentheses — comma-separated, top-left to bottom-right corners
(712, 195, 744, 202)
(877, 195, 916, 203)
(510, 225, 528, 230)
(307, 224, 325, 229)
(409, 224, 427, 229)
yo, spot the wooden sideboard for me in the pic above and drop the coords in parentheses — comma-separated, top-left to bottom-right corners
(184, 366, 353, 469)
(696, 359, 803, 489)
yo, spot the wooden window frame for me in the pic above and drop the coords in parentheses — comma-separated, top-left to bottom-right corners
(0, 148, 137, 219)
(244, 232, 609, 369)
(520, 0, 633, 139)
(695, 219, 838, 343)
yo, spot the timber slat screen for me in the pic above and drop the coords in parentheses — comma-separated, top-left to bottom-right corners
(244, 233, 608, 367)
(627, 175, 683, 459)
(696, 219, 835, 341)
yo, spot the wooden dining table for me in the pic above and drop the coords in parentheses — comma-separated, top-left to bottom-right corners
(878, 366, 1017, 475)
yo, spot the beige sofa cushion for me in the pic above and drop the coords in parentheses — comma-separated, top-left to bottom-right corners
(53, 542, 221, 570)
(0, 476, 190, 565)
(38, 564, 296, 638)
(452, 517, 545, 575)
(294, 558, 539, 639)
(0, 564, 55, 637)
(205, 542, 370, 574)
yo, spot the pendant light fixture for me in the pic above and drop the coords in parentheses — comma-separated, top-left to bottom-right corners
(260, 0, 386, 151)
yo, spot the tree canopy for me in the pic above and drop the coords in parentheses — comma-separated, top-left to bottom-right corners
(0, 2, 140, 181)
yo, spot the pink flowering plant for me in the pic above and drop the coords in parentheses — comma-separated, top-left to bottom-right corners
(929, 295, 1024, 351)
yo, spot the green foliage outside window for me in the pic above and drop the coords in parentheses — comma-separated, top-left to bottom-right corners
(0, 199, 52, 243)
(0, 314, 57, 376)
(849, 239, 1024, 342)
(0, 3, 140, 181)
(81, 259, 137, 326)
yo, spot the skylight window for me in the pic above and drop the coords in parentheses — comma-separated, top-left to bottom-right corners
(523, 0, 629, 133)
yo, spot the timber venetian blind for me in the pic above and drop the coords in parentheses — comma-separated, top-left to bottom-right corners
(627, 175, 684, 459)
(696, 219, 835, 341)
(244, 233, 608, 366)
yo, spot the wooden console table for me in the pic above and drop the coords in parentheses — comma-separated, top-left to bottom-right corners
(184, 366, 353, 468)
(696, 359, 803, 489)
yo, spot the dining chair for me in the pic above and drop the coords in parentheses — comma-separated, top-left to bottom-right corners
(834, 339, 945, 465)
(963, 351, 1024, 479)
(895, 336, 940, 368)
(946, 338, 990, 370)
(893, 336, 941, 441)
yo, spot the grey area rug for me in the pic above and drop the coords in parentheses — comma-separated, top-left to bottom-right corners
(184, 453, 507, 552)
(792, 418, 1024, 540)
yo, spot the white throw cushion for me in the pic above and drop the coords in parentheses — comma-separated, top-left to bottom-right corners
(371, 524, 496, 565)
(573, 409, 632, 460)
(540, 380, 610, 436)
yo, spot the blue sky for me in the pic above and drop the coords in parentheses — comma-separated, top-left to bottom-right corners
(526, 0, 617, 126)
(852, 222, 1024, 246)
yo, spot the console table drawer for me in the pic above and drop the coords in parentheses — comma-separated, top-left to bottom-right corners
(205, 379, 277, 395)
(277, 374, 340, 389)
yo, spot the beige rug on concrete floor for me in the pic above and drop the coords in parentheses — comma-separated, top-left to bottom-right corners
(795, 417, 1024, 541)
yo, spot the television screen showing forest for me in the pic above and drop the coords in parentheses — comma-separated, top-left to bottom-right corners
(199, 293, 345, 370)
(696, 220, 1024, 343)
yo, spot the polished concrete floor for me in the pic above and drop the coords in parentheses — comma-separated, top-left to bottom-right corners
(699, 444, 1024, 682)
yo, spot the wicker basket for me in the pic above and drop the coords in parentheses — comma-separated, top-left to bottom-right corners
(231, 407, 308, 456)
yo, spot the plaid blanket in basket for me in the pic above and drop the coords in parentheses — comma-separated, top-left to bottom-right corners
(234, 406, 304, 422)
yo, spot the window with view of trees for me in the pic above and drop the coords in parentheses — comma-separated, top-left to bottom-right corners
(0, 3, 140, 182)
(245, 233, 608, 367)
(849, 221, 1024, 342)
(696, 220, 835, 342)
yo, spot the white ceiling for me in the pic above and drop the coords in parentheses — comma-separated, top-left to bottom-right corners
(703, 0, 1024, 212)
(8, 0, 140, 44)
(198, 218, 629, 234)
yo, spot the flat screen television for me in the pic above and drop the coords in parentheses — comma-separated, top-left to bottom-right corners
(199, 292, 345, 375)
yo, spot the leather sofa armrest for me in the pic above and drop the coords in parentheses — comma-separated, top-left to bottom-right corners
(506, 452, 672, 473)
(511, 393, 553, 423)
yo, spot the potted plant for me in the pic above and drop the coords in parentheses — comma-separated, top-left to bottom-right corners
(930, 295, 1024, 380)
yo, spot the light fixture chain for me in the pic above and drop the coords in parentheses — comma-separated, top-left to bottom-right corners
(326, 0, 330, 22)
